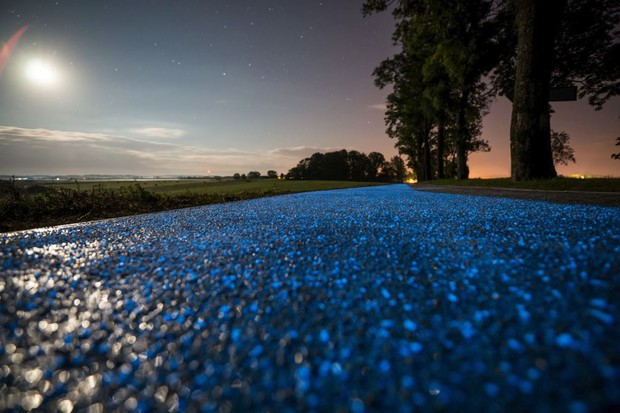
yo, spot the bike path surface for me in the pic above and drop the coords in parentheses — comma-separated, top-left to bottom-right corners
(1, 184, 619, 412)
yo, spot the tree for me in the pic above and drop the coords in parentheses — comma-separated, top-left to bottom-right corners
(348, 150, 373, 181)
(612, 137, 620, 160)
(378, 161, 396, 182)
(549, 0, 619, 110)
(364, 0, 496, 181)
(550, 130, 576, 166)
(267, 170, 278, 179)
(322, 150, 350, 181)
(247, 171, 260, 179)
(288, 158, 307, 180)
(305, 152, 326, 179)
(509, 0, 566, 180)
(368, 152, 386, 180)
(286, 150, 389, 181)
(390, 156, 407, 181)
(367, 0, 619, 181)
(419, 1, 497, 179)
(233, 173, 241, 180)
(375, 52, 436, 181)
(494, 0, 619, 180)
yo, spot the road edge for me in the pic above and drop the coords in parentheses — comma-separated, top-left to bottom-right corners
(411, 184, 620, 207)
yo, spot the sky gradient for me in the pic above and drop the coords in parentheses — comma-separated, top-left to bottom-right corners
(1, 1, 618, 177)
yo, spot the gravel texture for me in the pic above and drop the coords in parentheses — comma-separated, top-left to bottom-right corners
(1, 184, 619, 412)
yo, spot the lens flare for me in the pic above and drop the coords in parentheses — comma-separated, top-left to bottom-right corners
(0, 25, 29, 76)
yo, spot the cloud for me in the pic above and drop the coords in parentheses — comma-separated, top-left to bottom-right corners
(268, 146, 341, 158)
(0, 125, 115, 142)
(368, 103, 387, 111)
(129, 127, 186, 139)
(0, 125, 348, 176)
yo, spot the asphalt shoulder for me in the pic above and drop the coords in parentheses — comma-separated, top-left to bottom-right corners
(411, 183, 620, 207)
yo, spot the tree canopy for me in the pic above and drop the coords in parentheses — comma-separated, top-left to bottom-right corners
(364, 0, 619, 180)
(550, 130, 576, 166)
(286, 150, 407, 182)
(364, 0, 496, 181)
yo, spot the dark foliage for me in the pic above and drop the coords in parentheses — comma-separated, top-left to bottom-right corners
(550, 130, 576, 166)
(613, 137, 620, 160)
(0, 184, 274, 232)
(363, 0, 496, 181)
(364, 0, 618, 181)
(286, 150, 405, 182)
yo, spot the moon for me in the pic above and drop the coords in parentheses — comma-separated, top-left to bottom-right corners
(25, 59, 60, 87)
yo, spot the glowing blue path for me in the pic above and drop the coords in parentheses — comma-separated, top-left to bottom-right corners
(1, 184, 619, 412)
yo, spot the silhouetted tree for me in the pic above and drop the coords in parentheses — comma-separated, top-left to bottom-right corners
(322, 150, 350, 181)
(267, 170, 278, 179)
(368, 152, 386, 180)
(247, 171, 261, 179)
(550, 130, 576, 166)
(491, 0, 619, 180)
(364, 0, 496, 180)
(306, 153, 326, 179)
(286, 165, 304, 180)
(378, 162, 395, 182)
(366, 0, 619, 181)
(286, 150, 391, 181)
(345, 150, 368, 181)
(612, 137, 620, 160)
(508, 0, 566, 180)
(233, 173, 241, 180)
(391, 156, 407, 181)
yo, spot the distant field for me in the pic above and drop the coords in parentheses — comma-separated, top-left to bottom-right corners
(1, 179, 389, 232)
(39, 178, 388, 195)
(428, 177, 620, 192)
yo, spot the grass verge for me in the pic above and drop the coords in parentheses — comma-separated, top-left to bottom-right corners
(426, 177, 620, 192)
(0, 179, 387, 233)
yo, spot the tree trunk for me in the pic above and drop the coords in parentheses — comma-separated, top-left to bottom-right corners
(436, 119, 445, 179)
(413, 134, 426, 182)
(456, 91, 469, 180)
(510, 0, 566, 181)
(423, 129, 433, 181)
(416, 131, 428, 181)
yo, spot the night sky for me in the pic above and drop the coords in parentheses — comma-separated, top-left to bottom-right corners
(1, 1, 618, 177)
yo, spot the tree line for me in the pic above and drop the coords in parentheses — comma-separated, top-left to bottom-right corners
(286, 150, 407, 182)
(363, 0, 618, 181)
(233, 171, 279, 180)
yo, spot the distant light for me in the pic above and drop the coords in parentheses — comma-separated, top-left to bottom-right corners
(406, 178, 416, 184)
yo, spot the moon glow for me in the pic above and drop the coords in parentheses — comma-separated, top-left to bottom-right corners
(25, 59, 59, 87)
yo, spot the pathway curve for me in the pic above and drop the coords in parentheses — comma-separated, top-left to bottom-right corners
(1, 184, 619, 412)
